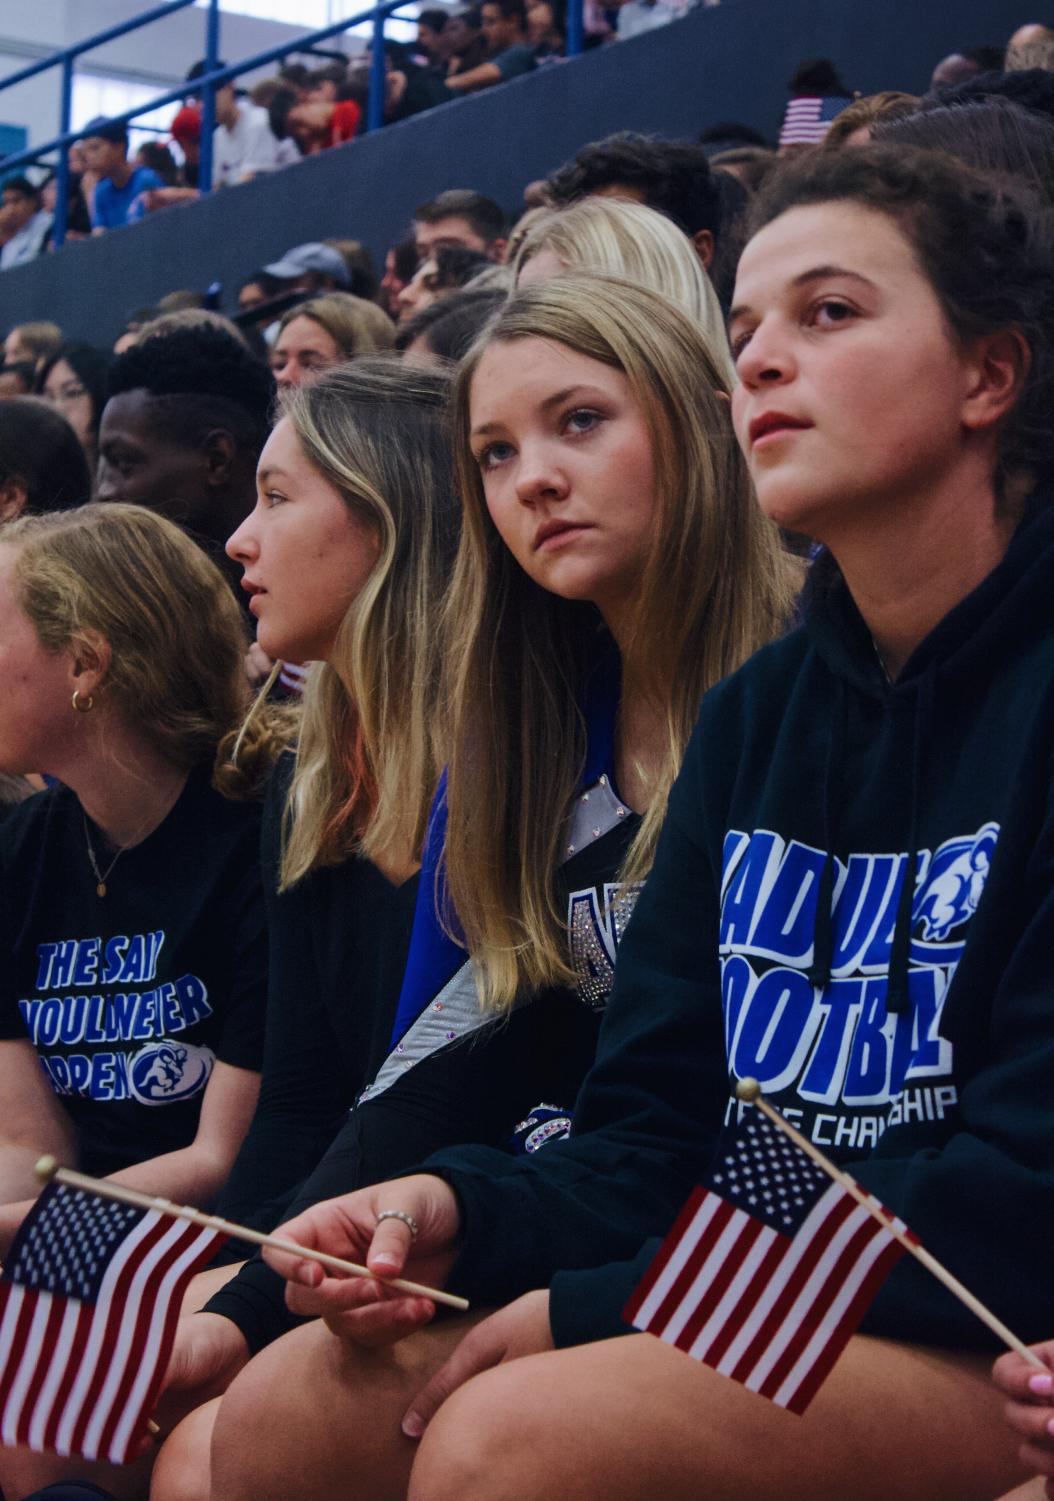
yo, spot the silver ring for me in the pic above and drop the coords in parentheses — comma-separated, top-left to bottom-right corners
(376, 1208, 419, 1242)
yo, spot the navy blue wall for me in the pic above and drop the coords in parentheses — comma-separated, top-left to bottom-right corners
(0, 0, 1028, 343)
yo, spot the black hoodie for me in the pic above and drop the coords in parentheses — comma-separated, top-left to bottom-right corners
(426, 499, 1054, 1352)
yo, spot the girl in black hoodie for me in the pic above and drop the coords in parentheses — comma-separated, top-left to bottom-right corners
(221, 147, 1054, 1501)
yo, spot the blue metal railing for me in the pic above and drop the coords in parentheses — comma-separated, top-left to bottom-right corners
(1, 0, 584, 250)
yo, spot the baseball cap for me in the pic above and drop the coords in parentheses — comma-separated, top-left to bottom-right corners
(262, 242, 351, 285)
(170, 106, 202, 143)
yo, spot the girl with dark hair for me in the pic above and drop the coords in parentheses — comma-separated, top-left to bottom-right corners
(874, 96, 1054, 206)
(37, 341, 111, 474)
(219, 145, 1054, 1501)
(0, 398, 91, 518)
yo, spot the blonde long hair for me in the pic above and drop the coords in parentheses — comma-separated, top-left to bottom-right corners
(444, 275, 797, 1011)
(513, 196, 736, 387)
(277, 358, 458, 888)
(4, 502, 289, 796)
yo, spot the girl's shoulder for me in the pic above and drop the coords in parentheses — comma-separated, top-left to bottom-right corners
(0, 782, 72, 864)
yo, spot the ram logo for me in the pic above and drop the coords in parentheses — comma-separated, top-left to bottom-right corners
(915, 823, 1000, 943)
(129, 1041, 214, 1105)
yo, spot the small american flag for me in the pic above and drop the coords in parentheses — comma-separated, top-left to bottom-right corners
(625, 1108, 914, 1413)
(278, 659, 310, 695)
(779, 94, 852, 147)
(0, 1183, 226, 1462)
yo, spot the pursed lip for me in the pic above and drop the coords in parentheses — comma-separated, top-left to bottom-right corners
(533, 518, 594, 551)
(241, 578, 266, 612)
(748, 411, 813, 446)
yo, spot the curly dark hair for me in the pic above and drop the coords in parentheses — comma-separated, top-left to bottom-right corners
(106, 324, 275, 451)
(746, 143, 1054, 494)
(545, 132, 722, 240)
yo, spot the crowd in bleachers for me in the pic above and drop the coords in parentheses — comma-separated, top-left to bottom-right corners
(3, 13, 1054, 1501)
(0, 0, 720, 253)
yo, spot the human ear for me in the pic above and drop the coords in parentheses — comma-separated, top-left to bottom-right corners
(0, 476, 28, 523)
(202, 429, 238, 487)
(961, 329, 1031, 435)
(691, 228, 715, 271)
(69, 630, 112, 702)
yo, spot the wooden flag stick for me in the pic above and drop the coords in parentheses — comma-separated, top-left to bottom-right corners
(35, 1158, 469, 1313)
(734, 1079, 1046, 1372)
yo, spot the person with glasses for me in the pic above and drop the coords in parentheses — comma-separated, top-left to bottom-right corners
(37, 342, 111, 477)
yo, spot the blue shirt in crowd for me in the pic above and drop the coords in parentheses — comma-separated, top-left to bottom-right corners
(91, 167, 165, 231)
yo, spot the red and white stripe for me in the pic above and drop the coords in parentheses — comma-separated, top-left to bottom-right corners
(0, 1210, 224, 1463)
(779, 98, 831, 146)
(627, 1183, 912, 1414)
(278, 660, 311, 695)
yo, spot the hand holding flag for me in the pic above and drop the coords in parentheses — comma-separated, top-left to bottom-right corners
(0, 1160, 468, 1465)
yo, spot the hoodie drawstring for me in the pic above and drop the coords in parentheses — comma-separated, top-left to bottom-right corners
(885, 666, 936, 1014)
(808, 667, 936, 1013)
(807, 678, 846, 992)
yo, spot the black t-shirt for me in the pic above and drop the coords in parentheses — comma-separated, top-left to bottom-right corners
(215, 755, 420, 1231)
(205, 787, 642, 1351)
(0, 768, 267, 1178)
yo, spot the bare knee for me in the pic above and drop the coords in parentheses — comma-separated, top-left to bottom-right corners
(409, 1362, 546, 1501)
(209, 1340, 305, 1501)
(150, 1397, 219, 1501)
(210, 1321, 424, 1501)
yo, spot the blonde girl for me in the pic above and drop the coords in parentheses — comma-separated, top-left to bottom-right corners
(269, 292, 396, 390)
(0, 501, 285, 1499)
(513, 196, 736, 385)
(182, 274, 798, 1501)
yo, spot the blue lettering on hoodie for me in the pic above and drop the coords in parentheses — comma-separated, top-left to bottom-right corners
(719, 823, 999, 1133)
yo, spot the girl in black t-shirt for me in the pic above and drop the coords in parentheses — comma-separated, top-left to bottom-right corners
(0, 502, 288, 1499)
(0, 503, 289, 1226)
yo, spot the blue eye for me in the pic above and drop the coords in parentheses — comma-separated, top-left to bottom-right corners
(564, 408, 601, 434)
(477, 442, 514, 472)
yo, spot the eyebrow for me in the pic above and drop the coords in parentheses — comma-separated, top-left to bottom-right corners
(728, 265, 876, 325)
(471, 384, 602, 439)
(257, 467, 291, 484)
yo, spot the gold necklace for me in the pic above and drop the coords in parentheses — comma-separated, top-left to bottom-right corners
(80, 774, 188, 897)
(82, 813, 129, 899)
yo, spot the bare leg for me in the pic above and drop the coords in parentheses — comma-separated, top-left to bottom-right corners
(209, 1314, 484, 1501)
(0, 1443, 154, 1501)
(150, 1398, 221, 1501)
(997, 1484, 1049, 1500)
(409, 1332, 1029, 1501)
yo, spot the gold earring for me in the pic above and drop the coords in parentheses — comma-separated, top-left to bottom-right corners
(71, 690, 94, 713)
